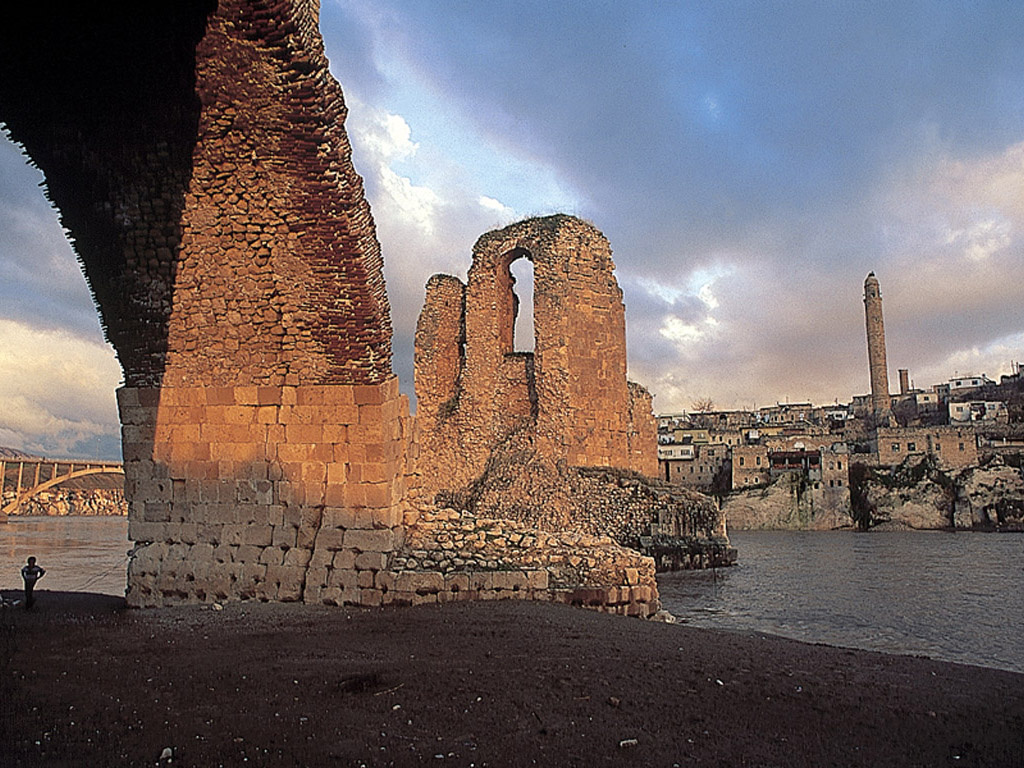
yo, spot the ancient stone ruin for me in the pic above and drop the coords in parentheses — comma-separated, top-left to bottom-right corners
(0, 1, 728, 614)
(411, 216, 730, 567)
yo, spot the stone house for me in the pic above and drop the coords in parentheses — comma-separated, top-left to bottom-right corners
(731, 445, 770, 488)
(948, 400, 1009, 424)
(876, 426, 979, 470)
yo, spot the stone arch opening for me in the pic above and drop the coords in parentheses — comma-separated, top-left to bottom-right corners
(509, 256, 535, 353)
(497, 247, 533, 355)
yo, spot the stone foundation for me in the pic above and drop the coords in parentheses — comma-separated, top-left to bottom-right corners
(388, 507, 659, 617)
(120, 380, 409, 606)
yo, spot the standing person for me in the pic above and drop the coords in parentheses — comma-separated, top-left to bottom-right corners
(21, 556, 45, 609)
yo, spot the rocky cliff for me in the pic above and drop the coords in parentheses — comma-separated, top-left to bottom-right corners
(3, 488, 127, 516)
(854, 455, 1024, 531)
(723, 474, 854, 530)
(953, 457, 1024, 529)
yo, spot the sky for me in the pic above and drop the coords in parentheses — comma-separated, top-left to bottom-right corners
(1, 1, 1023, 460)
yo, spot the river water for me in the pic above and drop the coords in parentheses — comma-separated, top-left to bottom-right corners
(2, 518, 1022, 673)
(0, 516, 129, 598)
(658, 530, 1024, 673)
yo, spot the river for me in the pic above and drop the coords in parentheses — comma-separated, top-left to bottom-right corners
(3, 518, 1022, 673)
(659, 530, 1024, 673)
(0, 516, 129, 598)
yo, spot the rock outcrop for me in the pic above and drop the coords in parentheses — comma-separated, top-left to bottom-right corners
(851, 455, 1024, 531)
(6, 489, 126, 517)
(724, 475, 854, 530)
(953, 457, 1024, 529)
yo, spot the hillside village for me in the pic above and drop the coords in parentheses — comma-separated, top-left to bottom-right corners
(655, 271, 1024, 532)
(657, 365, 1024, 530)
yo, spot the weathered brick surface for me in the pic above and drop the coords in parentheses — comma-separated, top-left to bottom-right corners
(409, 216, 724, 567)
(413, 216, 659, 499)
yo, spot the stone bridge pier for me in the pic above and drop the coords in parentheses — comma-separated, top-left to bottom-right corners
(1, 1, 692, 614)
(1, 0, 410, 605)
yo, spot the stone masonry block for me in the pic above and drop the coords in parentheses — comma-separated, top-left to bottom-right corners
(284, 548, 312, 567)
(444, 573, 470, 592)
(332, 550, 356, 570)
(315, 528, 345, 551)
(322, 506, 357, 529)
(344, 528, 394, 553)
(358, 588, 383, 607)
(354, 551, 388, 571)
(259, 547, 285, 566)
(241, 524, 273, 547)
(353, 384, 385, 405)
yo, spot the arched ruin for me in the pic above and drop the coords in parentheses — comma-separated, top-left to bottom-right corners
(1, 1, 726, 612)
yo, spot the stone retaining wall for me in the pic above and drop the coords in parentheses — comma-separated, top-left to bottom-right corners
(381, 508, 659, 616)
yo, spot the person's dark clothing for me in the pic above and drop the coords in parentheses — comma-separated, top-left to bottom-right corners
(21, 562, 45, 609)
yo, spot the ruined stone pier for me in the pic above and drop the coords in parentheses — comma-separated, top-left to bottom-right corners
(1, 0, 726, 614)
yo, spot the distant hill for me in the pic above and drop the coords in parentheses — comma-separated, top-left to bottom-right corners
(0, 446, 42, 460)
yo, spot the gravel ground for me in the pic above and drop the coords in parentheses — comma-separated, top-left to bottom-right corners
(1, 591, 1021, 767)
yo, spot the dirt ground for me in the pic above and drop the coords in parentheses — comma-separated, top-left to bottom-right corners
(1, 591, 1021, 767)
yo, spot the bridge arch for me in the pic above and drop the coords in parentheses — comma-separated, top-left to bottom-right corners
(0, 460, 124, 518)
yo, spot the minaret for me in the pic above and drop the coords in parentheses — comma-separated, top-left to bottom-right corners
(863, 272, 891, 418)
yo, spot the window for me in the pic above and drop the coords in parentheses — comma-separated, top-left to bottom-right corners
(892, 443, 900, 452)
(756, 456, 761, 466)
(829, 480, 834, 487)
(908, 442, 916, 452)
(935, 442, 942, 451)
(837, 461, 843, 470)
(959, 442, 965, 451)
(837, 479, 843, 486)
(509, 256, 535, 352)
(739, 457, 745, 466)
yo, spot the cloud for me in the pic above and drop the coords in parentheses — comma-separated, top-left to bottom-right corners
(697, 283, 719, 311)
(659, 315, 719, 347)
(911, 331, 1024, 388)
(0, 139, 103, 334)
(336, 70, 581, 399)
(376, 163, 442, 236)
(2, 2, 1021, 443)
(478, 195, 516, 220)
(879, 141, 1024, 268)
(357, 110, 419, 162)
(0, 318, 122, 459)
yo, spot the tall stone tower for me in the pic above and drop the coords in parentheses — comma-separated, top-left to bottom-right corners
(863, 272, 891, 418)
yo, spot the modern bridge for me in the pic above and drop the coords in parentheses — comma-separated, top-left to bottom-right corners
(0, 458, 124, 521)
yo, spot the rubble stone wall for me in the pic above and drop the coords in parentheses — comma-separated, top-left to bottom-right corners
(387, 508, 659, 616)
